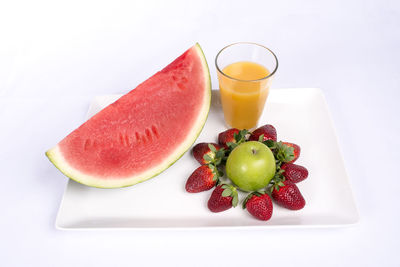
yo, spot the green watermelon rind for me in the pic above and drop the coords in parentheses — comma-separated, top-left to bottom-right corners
(46, 43, 211, 189)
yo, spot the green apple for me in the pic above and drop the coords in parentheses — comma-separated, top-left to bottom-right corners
(226, 141, 276, 192)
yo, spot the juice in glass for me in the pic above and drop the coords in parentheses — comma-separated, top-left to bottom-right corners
(219, 61, 271, 129)
(215, 42, 278, 130)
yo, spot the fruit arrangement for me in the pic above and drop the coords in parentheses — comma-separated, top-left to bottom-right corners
(185, 124, 309, 221)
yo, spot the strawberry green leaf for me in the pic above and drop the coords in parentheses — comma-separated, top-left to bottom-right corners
(242, 194, 252, 209)
(221, 184, 229, 190)
(268, 187, 273, 194)
(208, 143, 217, 153)
(274, 141, 295, 163)
(231, 187, 239, 207)
(232, 194, 238, 207)
(254, 191, 263, 196)
(208, 164, 215, 171)
(235, 129, 249, 143)
(216, 150, 225, 158)
(277, 168, 285, 175)
(222, 188, 232, 197)
(208, 164, 219, 179)
(264, 189, 272, 196)
(226, 142, 234, 147)
(263, 139, 276, 149)
(227, 142, 238, 150)
(203, 154, 213, 162)
(233, 132, 239, 141)
(258, 134, 265, 142)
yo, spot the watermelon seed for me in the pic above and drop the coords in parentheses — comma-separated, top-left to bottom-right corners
(141, 133, 147, 144)
(135, 132, 141, 143)
(177, 83, 186, 90)
(124, 133, 130, 146)
(84, 139, 91, 150)
(145, 128, 152, 142)
(119, 133, 125, 145)
(151, 125, 159, 138)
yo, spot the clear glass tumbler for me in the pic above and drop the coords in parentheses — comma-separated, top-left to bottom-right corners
(215, 42, 278, 130)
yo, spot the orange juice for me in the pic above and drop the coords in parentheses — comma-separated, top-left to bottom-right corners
(218, 61, 272, 129)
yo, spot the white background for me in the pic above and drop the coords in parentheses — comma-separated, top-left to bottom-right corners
(0, 0, 399, 266)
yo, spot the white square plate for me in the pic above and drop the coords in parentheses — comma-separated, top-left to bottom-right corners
(56, 88, 359, 229)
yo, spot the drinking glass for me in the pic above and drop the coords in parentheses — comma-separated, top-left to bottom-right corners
(215, 42, 278, 130)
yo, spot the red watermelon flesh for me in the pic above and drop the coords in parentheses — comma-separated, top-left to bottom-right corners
(46, 44, 211, 188)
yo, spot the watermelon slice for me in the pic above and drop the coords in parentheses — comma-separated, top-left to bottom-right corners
(46, 44, 211, 188)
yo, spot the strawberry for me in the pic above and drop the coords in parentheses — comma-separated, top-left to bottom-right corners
(218, 128, 248, 150)
(271, 180, 305, 210)
(192, 143, 223, 165)
(281, 163, 308, 183)
(218, 128, 239, 148)
(249, 124, 277, 142)
(185, 164, 219, 193)
(282, 142, 300, 163)
(243, 192, 273, 221)
(266, 141, 300, 164)
(207, 184, 238, 212)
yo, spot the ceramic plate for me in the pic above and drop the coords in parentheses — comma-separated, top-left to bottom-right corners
(56, 88, 359, 229)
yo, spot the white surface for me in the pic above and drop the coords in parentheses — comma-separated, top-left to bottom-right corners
(0, 0, 399, 266)
(57, 89, 358, 229)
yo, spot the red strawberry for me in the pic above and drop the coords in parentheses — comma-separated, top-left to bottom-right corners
(207, 184, 238, 212)
(243, 192, 273, 221)
(192, 143, 222, 165)
(281, 163, 308, 183)
(218, 128, 240, 148)
(271, 181, 305, 210)
(185, 165, 219, 193)
(249, 124, 277, 142)
(282, 142, 300, 163)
